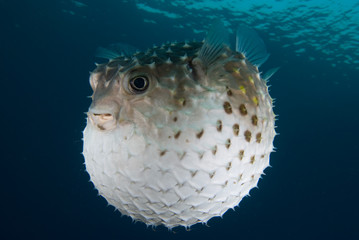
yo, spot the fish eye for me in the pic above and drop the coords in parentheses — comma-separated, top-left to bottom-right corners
(129, 76, 149, 93)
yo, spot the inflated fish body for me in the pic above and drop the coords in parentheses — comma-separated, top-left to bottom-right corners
(83, 22, 276, 228)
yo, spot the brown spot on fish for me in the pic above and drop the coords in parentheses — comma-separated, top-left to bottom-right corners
(178, 98, 186, 106)
(225, 139, 231, 149)
(226, 162, 232, 171)
(239, 104, 248, 116)
(261, 154, 265, 158)
(160, 150, 167, 156)
(256, 133, 262, 143)
(97, 125, 105, 131)
(209, 172, 215, 179)
(226, 86, 233, 96)
(216, 120, 222, 132)
(196, 187, 204, 194)
(212, 145, 217, 155)
(173, 117, 178, 122)
(233, 124, 239, 136)
(252, 115, 258, 126)
(250, 156, 255, 164)
(244, 130, 252, 142)
(191, 170, 198, 177)
(223, 101, 232, 114)
(239, 150, 244, 160)
(174, 131, 181, 139)
(209, 196, 216, 201)
(196, 129, 204, 139)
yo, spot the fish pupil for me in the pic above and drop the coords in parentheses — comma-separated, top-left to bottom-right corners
(129, 76, 149, 93)
(134, 77, 145, 88)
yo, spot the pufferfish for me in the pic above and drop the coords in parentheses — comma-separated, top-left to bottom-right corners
(83, 21, 276, 229)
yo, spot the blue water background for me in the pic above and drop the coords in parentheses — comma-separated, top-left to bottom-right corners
(1, 0, 358, 239)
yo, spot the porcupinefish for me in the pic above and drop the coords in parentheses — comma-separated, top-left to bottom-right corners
(83, 21, 276, 229)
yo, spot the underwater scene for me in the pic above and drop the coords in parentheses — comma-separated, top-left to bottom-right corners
(1, 0, 358, 239)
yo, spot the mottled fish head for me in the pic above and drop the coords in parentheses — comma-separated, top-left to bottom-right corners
(87, 22, 270, 133)
(87, 42, 228, 131)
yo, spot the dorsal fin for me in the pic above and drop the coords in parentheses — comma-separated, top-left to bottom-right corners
(236, 25, 269, 67)
(95, 43, 138, 59)
(198, 20, 229, 67)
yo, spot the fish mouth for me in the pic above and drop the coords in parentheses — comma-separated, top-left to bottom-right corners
(88, 112, 117, 131)
(93, 113, 113, 121)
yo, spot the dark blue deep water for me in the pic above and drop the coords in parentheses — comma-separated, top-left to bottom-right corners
(1, 0, 358, 239)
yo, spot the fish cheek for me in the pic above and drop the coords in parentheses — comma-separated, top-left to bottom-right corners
(146, 87, 175, 109)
